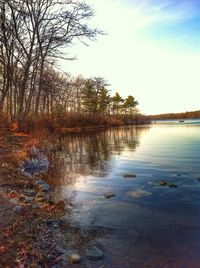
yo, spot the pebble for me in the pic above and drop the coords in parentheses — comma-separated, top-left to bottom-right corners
(24, 197, 34, 203)
(55, 245, 66, 255)
(40, 183, 50, 192)
(24, 190, 36, 197)
(32, 203, 40, 209)
(86, 245, 104, 261)
(35, 179, 46, 185)
(69, 253, 82, 264)
(13, 205, 26, 215)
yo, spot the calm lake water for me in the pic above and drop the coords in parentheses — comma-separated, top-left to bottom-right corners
(44, 119, 200, 267)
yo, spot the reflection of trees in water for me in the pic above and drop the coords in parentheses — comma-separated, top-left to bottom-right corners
(41, 126, 150, 186)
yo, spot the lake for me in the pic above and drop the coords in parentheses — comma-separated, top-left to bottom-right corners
(43, 119, 200, 267)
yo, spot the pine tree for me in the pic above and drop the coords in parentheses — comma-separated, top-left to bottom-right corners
(124, 95, 138, 114)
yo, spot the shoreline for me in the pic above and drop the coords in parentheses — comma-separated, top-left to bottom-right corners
(0, 129, 107, 267)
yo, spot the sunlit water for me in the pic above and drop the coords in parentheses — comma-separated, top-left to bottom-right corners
(44, 119, 200, 267)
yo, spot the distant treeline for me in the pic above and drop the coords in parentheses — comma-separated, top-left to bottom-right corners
(149, 110, 200, 120)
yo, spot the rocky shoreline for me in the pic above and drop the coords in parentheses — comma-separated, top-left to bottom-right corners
(0, 130, 106, 268)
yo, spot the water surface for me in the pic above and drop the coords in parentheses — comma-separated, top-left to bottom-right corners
(45, 120, 200, 267)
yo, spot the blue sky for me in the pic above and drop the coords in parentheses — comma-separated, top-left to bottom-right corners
(61, 0, 200, 114)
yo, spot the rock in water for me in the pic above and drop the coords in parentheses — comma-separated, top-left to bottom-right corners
(123, 173, 136, 178)
(127, 190, 152, 198)
(168, 183, 178, 188)
(86, 245, 104, 261)
(158, 180, 168, 186)
(103, 192, 116, 199)
(69, 253, 81, 264)
(157, 180, 177, 188)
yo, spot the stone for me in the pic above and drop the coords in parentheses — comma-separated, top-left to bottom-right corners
(1, 163, 9, 168)
(157, 180, 177, 188)
(40, 183, 50, 192)
(123, 173, 136, 178)
(103, 192, 115, 199)
(35, 179, 46, 185)
(86, 245, 104, 261)
(197, 177, 200, 182)
(24, 190, 36, 197)
(127, 190, 152, 198)
(32, 203, 40, 209)
(158, 180, 168, 186)
(13, 205, 26, 215)
(55, 246, 66, 255)
(47, 254, 54, 261)
(168, 183, 178, 188)
(69, 253, 82, 264)
(24, 197, 34, 203)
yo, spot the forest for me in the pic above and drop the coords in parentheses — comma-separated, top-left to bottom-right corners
(0, 0, 147, 132)
(149, 110, 200, 120)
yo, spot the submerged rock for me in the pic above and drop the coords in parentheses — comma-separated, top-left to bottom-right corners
(158, 180, 168, 186)
(123, 173, 136, 178)
(127, 190, 152, 198)
(157, 180, 177, 188)
(69, 253, 82, 264)
(86, 245, 104, 261)
(197, 177, 200, 182)
(103, 192, 116, 199)
(168, 183, 178, 188)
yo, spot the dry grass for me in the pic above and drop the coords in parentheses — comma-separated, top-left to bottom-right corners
(1, 112, 150, 134)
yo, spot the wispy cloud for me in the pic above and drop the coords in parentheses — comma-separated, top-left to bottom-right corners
(126, 0, 200, 25)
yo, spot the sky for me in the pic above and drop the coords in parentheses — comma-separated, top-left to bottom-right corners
(61, 0, 200, 115)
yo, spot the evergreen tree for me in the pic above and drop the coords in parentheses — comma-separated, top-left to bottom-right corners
(81, 79, 97, 114)
(98, 86, 111, 114)
(112, 92, 124, 115)
(124, 95, 139, 114)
